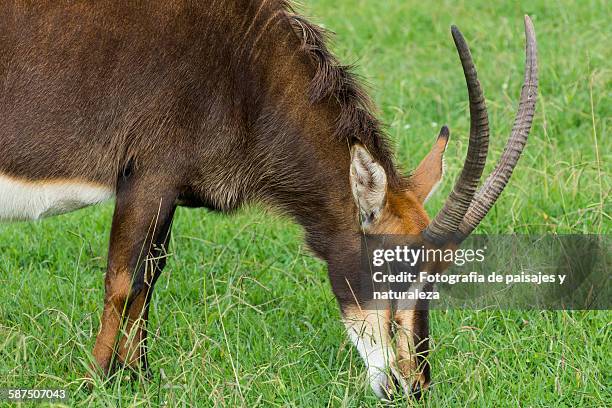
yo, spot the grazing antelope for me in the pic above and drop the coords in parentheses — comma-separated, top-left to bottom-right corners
(0, 1, 537, 400)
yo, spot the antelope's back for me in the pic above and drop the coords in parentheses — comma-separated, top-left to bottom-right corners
(0, 1, 272, 184)
(0, 1, 284, 220)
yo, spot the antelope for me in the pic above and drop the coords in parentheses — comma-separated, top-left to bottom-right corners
(0, 1, 537, 400)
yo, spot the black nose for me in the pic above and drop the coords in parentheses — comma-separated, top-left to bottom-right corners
(381, 372, 402, 401)
(410, 381, 423, 400)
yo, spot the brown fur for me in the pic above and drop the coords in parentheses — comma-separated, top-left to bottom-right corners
(1, 0, 441, 393)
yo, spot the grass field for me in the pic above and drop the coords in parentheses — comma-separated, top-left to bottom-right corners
(0, 0, 610, 406)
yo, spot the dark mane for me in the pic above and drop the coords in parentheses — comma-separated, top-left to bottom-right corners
(281, 5, 407, 189)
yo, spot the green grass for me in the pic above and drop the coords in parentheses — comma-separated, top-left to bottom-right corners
(0, 0, 610, 406)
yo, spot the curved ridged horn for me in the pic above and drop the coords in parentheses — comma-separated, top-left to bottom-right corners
(423, 25, 490, 244)
(456, 15, 538, 240)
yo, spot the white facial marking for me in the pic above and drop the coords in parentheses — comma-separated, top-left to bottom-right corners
(344, 308, 396, 400)
(0, 174, 114, 221)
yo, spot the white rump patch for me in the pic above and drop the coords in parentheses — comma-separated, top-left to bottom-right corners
(0, 174, 114, 221)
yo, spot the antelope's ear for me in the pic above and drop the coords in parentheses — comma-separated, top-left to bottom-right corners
(350, 145, 387, 225)
(411, 126, 450, 203)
